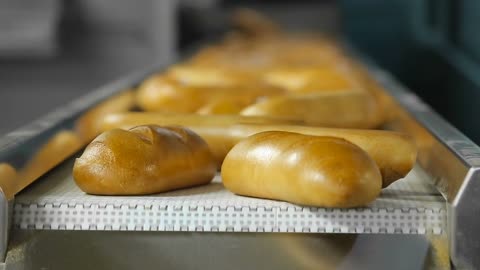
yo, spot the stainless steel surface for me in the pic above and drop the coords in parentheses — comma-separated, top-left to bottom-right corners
(450, 169, 480, 270)
(4, 230, 439, 270)
(363, 66, 480, 269)
(0, 192, 7, 262)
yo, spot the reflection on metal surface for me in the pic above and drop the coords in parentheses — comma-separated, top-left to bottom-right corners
(0, 164, 16, 200)
(277, 234, 354, 269)
(14, 130, 83, 198)
(5, 231, 432, 270)
(384, 104, 468, 203)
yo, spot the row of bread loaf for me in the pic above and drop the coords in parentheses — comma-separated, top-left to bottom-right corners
(71, 33, 417, 208)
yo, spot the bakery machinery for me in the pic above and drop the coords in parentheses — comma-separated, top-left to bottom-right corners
(1, 5, 480, 270)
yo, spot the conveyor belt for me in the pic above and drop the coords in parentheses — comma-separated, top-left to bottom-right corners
(13, 158, 446, 234)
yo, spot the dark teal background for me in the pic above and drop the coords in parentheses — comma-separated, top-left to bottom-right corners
(341, 0, 480, 143)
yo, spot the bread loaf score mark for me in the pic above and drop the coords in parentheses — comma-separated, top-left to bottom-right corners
(221, 131, 382, 207)
(73, 125, 216, 195)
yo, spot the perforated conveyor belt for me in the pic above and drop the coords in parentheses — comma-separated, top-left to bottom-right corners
(13, 159, 446, 234)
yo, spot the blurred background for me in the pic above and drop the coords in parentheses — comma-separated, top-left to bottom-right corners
(0, 0, 479, 143)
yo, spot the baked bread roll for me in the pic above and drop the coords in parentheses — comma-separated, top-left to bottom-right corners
(240, 91, 384, 129)
(75, 90, 135, 142)
(166, 65, 256, 87)
(196, 96, 256, 115)
(136, 75, 282, 113)
(263, 67, 354, 93)
(73, 125, 216, 195)
(100, 113, 416, 187)
(0, 163, 16, 200)
(222, 131, 382, 207)
(136, 75, 207, 113)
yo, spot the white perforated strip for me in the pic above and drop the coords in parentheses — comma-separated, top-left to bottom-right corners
(13, 202, 445, 234)
(12, 162, 447, 234)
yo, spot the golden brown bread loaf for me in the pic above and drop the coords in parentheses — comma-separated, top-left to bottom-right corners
(166, 65, 257, 87)
(240, 91, 384, 129)
(73, 125, 216, 195)
(222, 131, 382, 207)
(196, 96, 256, 115)
(136, 75, 207, 113)
(263, 67, 355, 93)
(75, 90, 136, 142)
(136, 74, 283, 113)
(100, 113, 417, 187)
